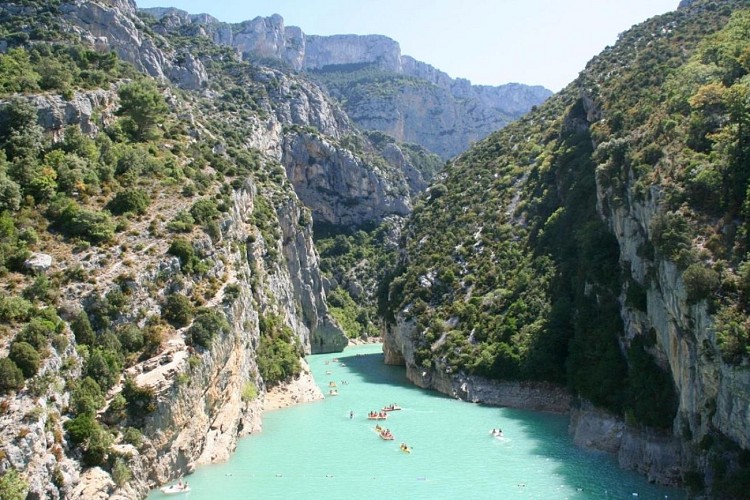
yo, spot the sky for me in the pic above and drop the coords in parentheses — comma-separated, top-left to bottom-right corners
(134, 0, 680, 92)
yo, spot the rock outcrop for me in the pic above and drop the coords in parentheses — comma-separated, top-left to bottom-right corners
(570, 403, 683, 486)
(61, 0, 208, 89)
(0, 87, 119, 141)
(600, 128, 750, 454)
(281, 132, 411, 227)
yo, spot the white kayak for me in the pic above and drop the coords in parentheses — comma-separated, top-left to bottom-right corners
(160, 484, 191, 495)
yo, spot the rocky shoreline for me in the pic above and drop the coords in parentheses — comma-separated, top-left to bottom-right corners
(262, 361, 324, 412)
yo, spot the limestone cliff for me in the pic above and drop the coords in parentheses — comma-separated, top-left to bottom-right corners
(281, 131, 411, 227)
(60, 0, 208, 89)
(138, 9, 551, 159)
(0, 105, 346, 500)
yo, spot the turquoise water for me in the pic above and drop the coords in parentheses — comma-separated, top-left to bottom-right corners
(149, 343, 681, 499)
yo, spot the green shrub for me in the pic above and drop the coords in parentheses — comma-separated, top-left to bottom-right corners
(186, 310, 230, 349)
(106, 188, 150, 215)
(190, 199, 219, 225)
(22, 275, 58, 303)
(71, 311, 95, 346)
(0, 357, 24, 393)
(116, 324, 144, 353)
(70, 376, 105, 416)
(714, 305, 750, 364)
(257, 314, 301, 386)
(82, 423, 112, 466)
(111, 457, 132, 486)
(241, 381, 258, 402)
(651, 211, 691, 261)
(0, 468, 28, 500)
(85, 348, 122, 390)
(162, 293, 194, 327)
(0, 295, 32, 322)
(166, 210, 195, 233)
(49, 197, 115, 243)
(167, 238, 207, 274)
(683, 263, 720, 303)
(122, 376, 156, 417)
(122, 426, 143, 447)
(223, 283, 241, 305)
(64, 413, 97, 444)
(15, 318, 55, 350)
(0, 175, 22, 211)
(9, 341, 40, 378)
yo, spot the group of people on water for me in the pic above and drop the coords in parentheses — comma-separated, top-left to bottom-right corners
(379, 427, 394, 439)
(368, 410, 388, 418)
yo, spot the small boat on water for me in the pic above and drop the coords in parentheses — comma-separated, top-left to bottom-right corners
(367, 411, 388, 420)
(328, 389, 339, 396)
(399, 443, 411, 453)
(328, 381, 337, 387)
(379, 429, 394, 441)
(160, 484, 190, 495)
(382, 404, 401, 412)
(490, 429, 504, 438)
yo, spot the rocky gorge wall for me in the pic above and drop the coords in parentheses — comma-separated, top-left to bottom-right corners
(0, 155, 348, 497)
(0, 5, 363, 494)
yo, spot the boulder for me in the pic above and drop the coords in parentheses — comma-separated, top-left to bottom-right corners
(24, 253, 52, 273)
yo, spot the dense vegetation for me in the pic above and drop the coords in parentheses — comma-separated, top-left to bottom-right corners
(384, 1, 750, 494)
(389, 1, 749, 422)
(315, 218, 402, 339)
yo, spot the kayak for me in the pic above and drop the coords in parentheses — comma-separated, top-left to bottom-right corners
(160, 484, 190, 495)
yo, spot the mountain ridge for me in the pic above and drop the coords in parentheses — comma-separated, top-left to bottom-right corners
(139, 7, 552, 158)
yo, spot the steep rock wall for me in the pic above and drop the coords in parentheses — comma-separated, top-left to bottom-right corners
(0, 88, 346, 498)
(69, 182, 343, 499)
(600, 149, 750, 453)
(281, 132, 411, 227)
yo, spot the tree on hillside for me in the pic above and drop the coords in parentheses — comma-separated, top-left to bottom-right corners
(116, 80, 168, 141)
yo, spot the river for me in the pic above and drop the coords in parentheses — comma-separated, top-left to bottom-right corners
(149, 343, 681, 499)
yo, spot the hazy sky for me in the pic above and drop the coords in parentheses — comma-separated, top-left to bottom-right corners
(135, 0, 680, 91)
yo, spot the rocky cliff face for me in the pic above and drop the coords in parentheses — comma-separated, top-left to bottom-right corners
(0, 152, 346, 500)
(600, 129, 750, 453)
(61, 0, 208, 89)
(139, 9, 551, 159)
(75, 1, 414, 227)
(281, 132, 411, 227)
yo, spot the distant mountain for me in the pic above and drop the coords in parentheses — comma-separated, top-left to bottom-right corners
(139, 8, 552, 158)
